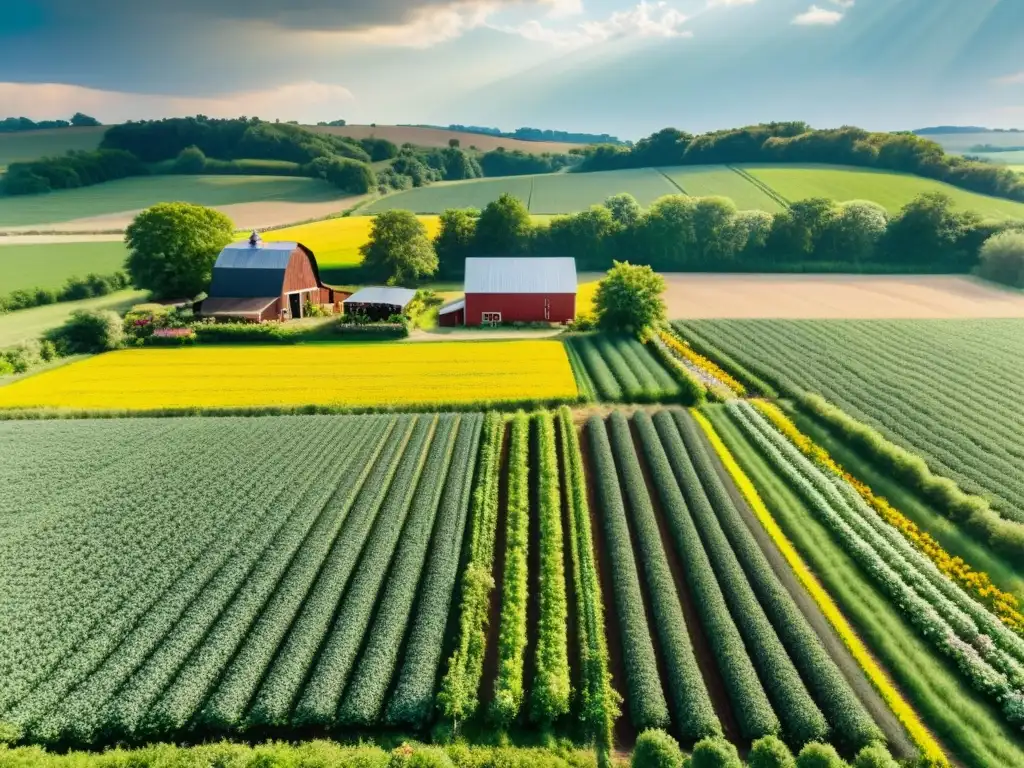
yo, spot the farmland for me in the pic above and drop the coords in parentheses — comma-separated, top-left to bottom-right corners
(674, 319, 1024, 518)
(362, 163, 1024, 218)
(0, 126, 106, 171)
(0, 340, 578, 412)
(311, 124, 582, 153)
(0, 289, 146, 348)
(0, 412, 484, 743)
(0, 175, 353, 232)
(0, 241, 127, 293)
(564, 334, 684, 403)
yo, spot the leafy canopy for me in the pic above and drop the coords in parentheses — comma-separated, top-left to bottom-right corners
(593, 260, 666, 332)
(125, 202, 234, 299)
(360, 210, 439, 285)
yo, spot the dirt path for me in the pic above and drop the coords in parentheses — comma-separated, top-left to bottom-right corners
(0, 234, 124, 245)
(698, 413, 918, 760)
(628, 420, 742, 746)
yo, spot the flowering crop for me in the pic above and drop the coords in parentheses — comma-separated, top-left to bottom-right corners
(658, 329, 745, 396)
(0, 341, 578, 412)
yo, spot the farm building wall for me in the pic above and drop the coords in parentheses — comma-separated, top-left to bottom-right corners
(439, 307, 465, 327)
(259, 299, 282, 322)
(283, 249, 320, 294)
(464, 293, 575, 325)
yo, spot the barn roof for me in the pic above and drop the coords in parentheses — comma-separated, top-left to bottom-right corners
(209, 239, 322, 298)
(201, 296, 278, 317)
(343, 286, 417, 307)
(464, 257, 577, 295)
(438, 298, 465, 316)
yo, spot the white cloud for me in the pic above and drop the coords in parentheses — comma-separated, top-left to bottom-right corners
(994, 71, 1024, 86)
(0, 81, 355, 124)
(792, 4, 844, 25)
(707, 0, 758, 7)
(503, 1, 691, 48)
(830, 0, 855, 7)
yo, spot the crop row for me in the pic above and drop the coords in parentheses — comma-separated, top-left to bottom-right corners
(729, 401, 1024, 729)
(565, 334, 680, 403)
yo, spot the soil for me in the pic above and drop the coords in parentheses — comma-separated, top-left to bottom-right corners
(662, 273, 1024, 320)
(577, 421, 638, 749)
(627, 420, 742, 746)
(696, 415, 919, 760)
(479, 424, 511, 712)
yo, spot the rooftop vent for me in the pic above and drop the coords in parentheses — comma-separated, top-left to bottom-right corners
(248, 230, 262, 247)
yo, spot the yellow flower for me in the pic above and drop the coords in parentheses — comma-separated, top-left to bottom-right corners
(692, 410, 948, 767)
(658, 330, 745, 395)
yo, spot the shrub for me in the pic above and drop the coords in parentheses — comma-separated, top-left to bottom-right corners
(748, 736, 796, 768)
(389, 744, 455, 768)
(851, 744, 897, 768)
(632, 729, 683, 768)
(0, 358, 14, 377)
(594, 261, 666, 333)
(976, 230, 1024, 288)
(687, 737, 742, 768)
(47, 309, 124, 354)
(174, 145, 207, 173)
(795, 743, 848, 768)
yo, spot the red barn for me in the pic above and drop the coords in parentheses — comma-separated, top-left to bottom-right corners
(460, 257, 577, 326)
(198, 232, 342, 322)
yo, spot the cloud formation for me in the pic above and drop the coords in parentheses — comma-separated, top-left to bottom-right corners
(707, 0, 758, 7)
(502, 1, 690, 48)
(792, 4, 844, 26)
(994, 71, 1024, 86)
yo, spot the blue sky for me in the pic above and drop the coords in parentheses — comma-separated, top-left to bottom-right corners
(0, 0, 1021, 138)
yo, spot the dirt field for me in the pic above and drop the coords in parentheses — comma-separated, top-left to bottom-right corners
(663, 274, 1024, 319)
(311, 124, 581, 154)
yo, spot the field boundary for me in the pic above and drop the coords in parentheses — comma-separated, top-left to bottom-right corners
(657, 169, 687, 195)
(728, 167, 790, 208)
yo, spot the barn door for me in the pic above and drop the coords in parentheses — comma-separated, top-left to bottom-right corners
(289, 293, 301, 319)
(544, 297, 550, 320)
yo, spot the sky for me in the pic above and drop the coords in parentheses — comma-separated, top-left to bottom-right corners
(0, 0, 1022, 139)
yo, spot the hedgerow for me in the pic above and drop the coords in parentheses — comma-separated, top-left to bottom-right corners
(557, 406, 619, 757)
(491, 412, 531, 726)
(294, 417, 440, 725)
(385, 415, 484, 726)
(633, 411, 779, 742)
(605, 411, 720, 742)
(530, 412, 572, 724)
(437, 413, 505, 725)
(586, 415, 669, 731)
(669, 409, 881, 750)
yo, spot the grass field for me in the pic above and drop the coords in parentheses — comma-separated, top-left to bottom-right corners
(743, 164, 1024, 219)
(0, 126, 106, 171)
(363, 163, 1024, 218)
(0, 175, 348, 230)
(0, 241, 127, 292)
(0, 340, 578, 411)
(311, 124, 581, 154)
(675, 318, 1024, 517)
(0, 289, 146, 348)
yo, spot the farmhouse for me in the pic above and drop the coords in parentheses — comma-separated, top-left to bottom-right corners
(441, 257, 577, 327)
(343, 286, 417, 321)
(198, 232, 339, 322)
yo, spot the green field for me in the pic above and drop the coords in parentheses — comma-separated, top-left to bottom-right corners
(0, 126, 106, 171)
(743, 164, 1024, 219)
(0, 241, 127, 292)
(0, 175, 344, 229)
(364, 163, 1024, 219)
(676, 318, 1024, 516)
(0, 289, 146, 347)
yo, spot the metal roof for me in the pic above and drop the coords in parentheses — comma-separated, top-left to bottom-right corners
(438, 298, 465, 315)
(201, 296, 278, 316)
(215, 240, 297, 270)
(208, 241, 297, 298)
(343, 286, 418, 307)
(464, 257, 577, 295)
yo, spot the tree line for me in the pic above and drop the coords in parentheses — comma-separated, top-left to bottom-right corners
(575, 123, 1024, 204)
(423, 124, 624, 145)
(0, 113, 100, 132)
(359, 191, 1019, 285)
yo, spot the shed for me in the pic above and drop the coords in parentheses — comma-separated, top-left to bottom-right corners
(462, 257, 576, 326)
(438, 298, 465, 327)
(342, 286, 417, 321)
(199, 232, 339, 322)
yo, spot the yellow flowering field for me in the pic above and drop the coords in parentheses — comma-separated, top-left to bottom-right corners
(262, 215, 442, 269)
(0, 341, 578, 411)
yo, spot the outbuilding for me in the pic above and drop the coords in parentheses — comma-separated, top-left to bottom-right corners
(437, 298, 465, 327)
(342, 286, 417, 321)
(462, 257, 576, 326)
(198, 232, 340, 322)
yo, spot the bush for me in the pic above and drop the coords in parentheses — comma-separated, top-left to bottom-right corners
(748, 736, 796, 768)
(174, 145, 207, 173)
(632, 729, 683, 768)
(0, 358, 15, 377)
(47, 309, 124, 354)
(795, 743, 848, 768)
(851, 745, 898, 768)
(975, 230, 1024, 288)
(594, 261, 666, 333)
(687, 737, 742, 768)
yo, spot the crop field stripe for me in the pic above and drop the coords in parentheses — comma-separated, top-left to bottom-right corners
(634, 411, 781, 743)
(384, 414, 484, 726)
(697, 408, 1024, 768)
(337, 416, 463, 725)
(657, 168, 687, 195)
(491, 412, 531, 725)
(627, 338, 680, 396)
(243, 416, 418, 727)
(288, 415, 438, 725)
(21, 417, 383, 742)
(436, 413, 505, 723)
(192, 416, 405, 729)
(563, 340, 598, 402)
(586, 414, 670, 731)
(606, 412, 720, 742)
(594, 337, 645, 402)
(729, 166, 790, 207)
(568, 337, 623, 402)
(557, 407, 617, 751)
(4, 417, 361, 742)
(140, 418, 413, 735)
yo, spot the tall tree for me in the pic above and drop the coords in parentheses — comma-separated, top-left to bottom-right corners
(360, 210, 438, 284)
(593, 261, 666, 333)
(435, 208, 479, 278)
(603, 193, 643, 228)
(475, 193, 533, 255)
